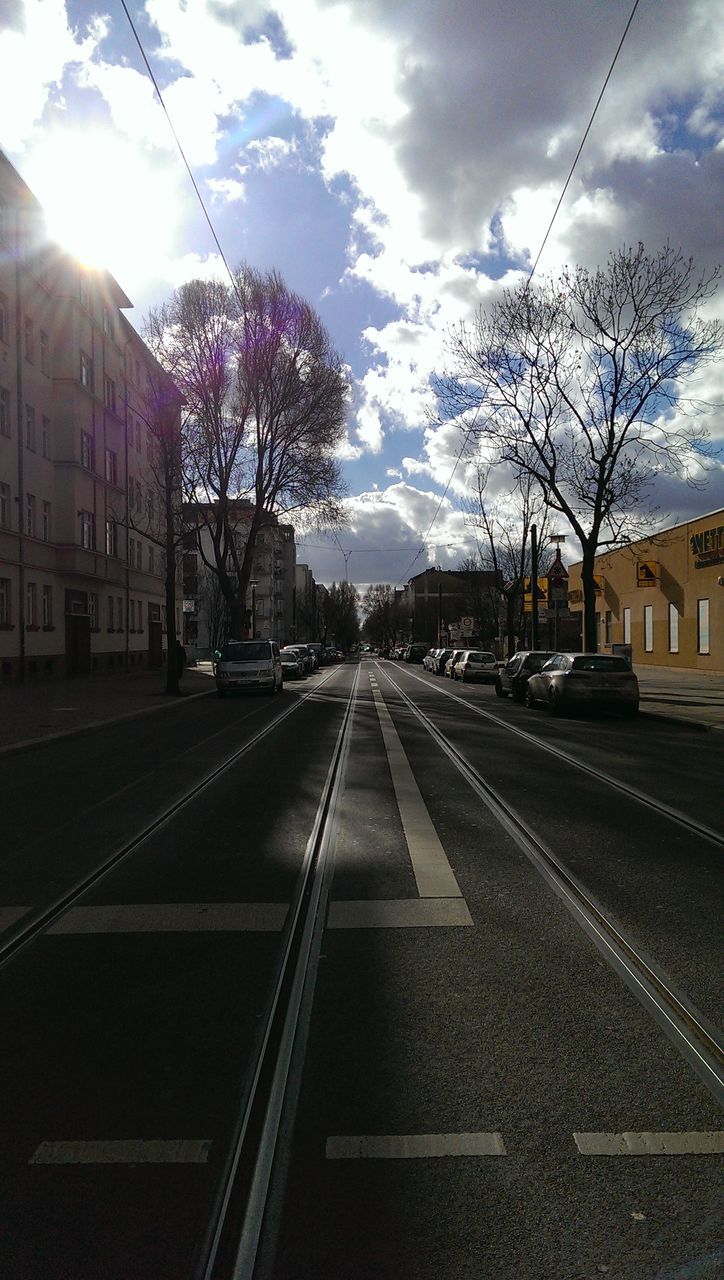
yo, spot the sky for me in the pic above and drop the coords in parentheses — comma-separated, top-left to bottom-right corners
(2, 0, 723, 590)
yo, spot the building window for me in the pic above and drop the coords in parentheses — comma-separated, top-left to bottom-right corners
(25, 493, 35, 537)
(668, 603, 679, 654)
(0, 481, 9, 528)
(80, 510, 95, 550)
(104, 376, 116, 413)
(117, 596, 123, 631)
(81, 430, 94, 470)
(26, 581, 37, 626)
(643, 604, 653, 653)
(42, 500, 51, 541)
(88, 592, 98, 629)
(0, 577, 11, 625)
(41, 416, 50, 458)
(25, 404, 36, 451)
(604, 610, 613, 645)
(623, 607, 631, 645)
(42, 585, 53, 627)
(129, 598, 136, 630)
(697, 599, 710, 655)
(105, 448, 117, 485)
(105, 518, 117, 557)
(147, 545, 154, 574)
(80, 351, 94, 391)
(24, 317, 34, 362)
(40, 329, 50, 375)
(0, 386, 10, 436)
(0, 291, 7, 343)
(137, 600, 144, 632)
(102, 307, 113, 339)
(107, 596, 114, 629)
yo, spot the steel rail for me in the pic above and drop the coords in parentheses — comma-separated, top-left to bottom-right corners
(389, 663, 723, 847)
(0, 666, 342, 970)
(195, 664, 360, 1280)
(379, 665, 724, 1105)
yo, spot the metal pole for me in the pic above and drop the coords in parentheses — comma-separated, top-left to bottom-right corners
(438, 582, 442, 646)
(530, 523, 539, 649)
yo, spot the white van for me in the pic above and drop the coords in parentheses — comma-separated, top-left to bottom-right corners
(215, 639, 282, 697)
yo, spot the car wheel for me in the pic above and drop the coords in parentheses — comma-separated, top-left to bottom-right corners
(511, 683, 525, 703)
(494, 679, 507, 697)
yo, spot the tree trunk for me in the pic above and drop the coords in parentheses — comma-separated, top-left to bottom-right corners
(581, 544, 598, 652)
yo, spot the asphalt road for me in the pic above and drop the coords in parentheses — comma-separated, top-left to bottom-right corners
(0, 657, 721, 1280)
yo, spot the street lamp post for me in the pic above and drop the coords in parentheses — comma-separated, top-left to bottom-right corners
(249, 579, 257, 640)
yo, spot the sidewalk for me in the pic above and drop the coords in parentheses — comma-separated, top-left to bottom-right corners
(634, 665, 724, 730)
(0, 661, 721, 756)
(0, 664, 216, 755)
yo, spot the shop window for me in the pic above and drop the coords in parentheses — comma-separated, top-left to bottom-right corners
(668, 604, 679, 654)
(623, 607, 631, 645)
(697, 599, 710, 655)
(643, 605, 653, 653)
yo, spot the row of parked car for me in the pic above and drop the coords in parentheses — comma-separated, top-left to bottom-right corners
(379, 644, 641, 716)
(214, 639, 345, 696)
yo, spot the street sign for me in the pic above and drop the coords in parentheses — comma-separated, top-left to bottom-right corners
(461, 615, 474, 632)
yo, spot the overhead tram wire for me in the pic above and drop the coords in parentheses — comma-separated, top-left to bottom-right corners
(395, 0, 643, 589)
(118, 0, 239, 299)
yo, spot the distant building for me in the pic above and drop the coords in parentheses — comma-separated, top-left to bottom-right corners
(405, 567, 500, 648)
(182, 501, 296, 652)
(567, 509, 723, 670)
(294, 562, 320, 642)
(0, 151, 178, 682)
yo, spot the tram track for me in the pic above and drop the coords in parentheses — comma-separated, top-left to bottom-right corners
(377, 663, 724, 1106)
(392, 663, 723, 847)
(0, 665, 342, 970)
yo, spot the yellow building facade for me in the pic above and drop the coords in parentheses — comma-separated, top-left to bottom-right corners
(567, 509, 723, 672)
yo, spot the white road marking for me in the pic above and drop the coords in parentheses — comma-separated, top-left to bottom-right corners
(369, 678, 463, 899)
(30, 1139, 211, 1164)
(574, 1131, 724, 1156)
(326, 1132, 506, 1159)
(48, 903, 288, 934)
(328, 898, 472, 928)
(0, 906, 28, 932)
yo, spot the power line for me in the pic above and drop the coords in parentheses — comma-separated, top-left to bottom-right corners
(118, 0, 238, 295)
(395, 0, 643, 588)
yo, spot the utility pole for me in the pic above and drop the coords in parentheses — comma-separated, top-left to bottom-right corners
(530, 523, 539, 649)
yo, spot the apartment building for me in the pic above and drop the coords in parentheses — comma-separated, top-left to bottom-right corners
(0, 152, 177, 682)
(182, 501, 296, 653)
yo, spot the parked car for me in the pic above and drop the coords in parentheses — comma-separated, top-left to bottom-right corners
(280, 647, 306, 679)
(433, 648, 453, 675)
(444, 649, 465, 677)
(288, 645, 314, 674)
(422, 648, 439, 672)
(215, 639, 282, 697)
(525, 652, 639, 716)
(495, 651, 555, 702)
(450, 650, 498, 683)
(403, 643, 428, 663)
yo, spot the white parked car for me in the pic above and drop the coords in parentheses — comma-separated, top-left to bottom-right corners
(451, 650, 498, 683)
(215, 639, 282, 697)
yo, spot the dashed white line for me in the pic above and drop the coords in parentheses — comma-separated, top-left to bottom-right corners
(574, 1131, 724, 1156)
(326, 1132, 506, 1159)
(30, 1139, 212, 1164)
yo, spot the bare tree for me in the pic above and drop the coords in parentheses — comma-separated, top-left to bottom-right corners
(145, 266, 348, 636)
(322, 581, 360, 651)
(462, 463, 548, 656)
(197, 567, 228, 655)
(361, 584, 406, 648)
(443, 243, 722, 649)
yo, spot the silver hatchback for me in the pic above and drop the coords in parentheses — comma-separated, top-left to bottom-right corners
(525, 652, 639, 716)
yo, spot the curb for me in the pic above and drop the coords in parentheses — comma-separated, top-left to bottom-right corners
(0, 685, 216, 759)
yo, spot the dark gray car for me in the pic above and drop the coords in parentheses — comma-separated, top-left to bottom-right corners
(495, 651, 555, 702)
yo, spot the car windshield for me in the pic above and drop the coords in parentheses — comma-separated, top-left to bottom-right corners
(527, 653, 554, 671)
(281, 650, 298, 659)
(572, 655, 631, 672)
(219, 642, 270, 662)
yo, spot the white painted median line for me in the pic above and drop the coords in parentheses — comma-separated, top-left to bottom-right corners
(48, 903, 288, 934)
(0, 906, 28, 932)
(30, 1139, 211, 1164)
(328, 898, 472, 928)
(369, 677, 463, 899)
(574, 1131, 724, 1156)
(326, 1132, 506, 1159)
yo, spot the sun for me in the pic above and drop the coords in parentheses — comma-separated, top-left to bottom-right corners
(24, 128, 182, 292)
